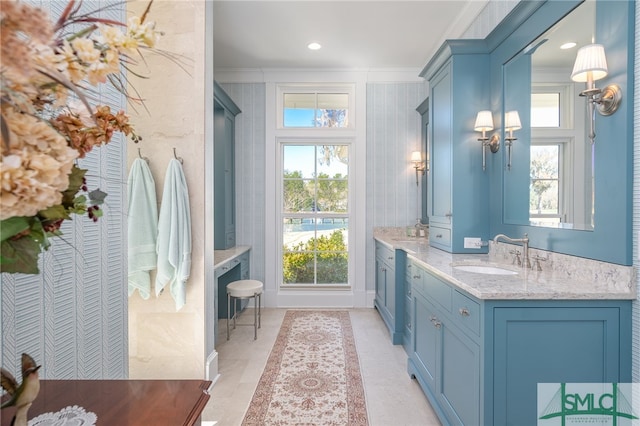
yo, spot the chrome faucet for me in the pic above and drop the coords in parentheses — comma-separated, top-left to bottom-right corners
(493, 233, 530, 268)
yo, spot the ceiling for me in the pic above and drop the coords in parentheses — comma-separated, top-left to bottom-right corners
(213, 1, 489, 71)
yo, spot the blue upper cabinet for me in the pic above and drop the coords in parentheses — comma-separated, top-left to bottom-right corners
(420, 41, 491, 253)
(487, 0, 635, 265)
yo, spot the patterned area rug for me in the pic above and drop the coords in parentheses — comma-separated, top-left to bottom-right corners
(242, 310, 369, 425)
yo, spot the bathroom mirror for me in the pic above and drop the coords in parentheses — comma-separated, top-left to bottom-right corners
(502, 0, 595, 230)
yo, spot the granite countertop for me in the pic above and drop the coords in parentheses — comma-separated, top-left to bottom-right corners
(374, 229, 636, 301)
(214, 245, 250, 270)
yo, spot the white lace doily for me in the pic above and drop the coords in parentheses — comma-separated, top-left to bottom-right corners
(28, 405, 97, 426)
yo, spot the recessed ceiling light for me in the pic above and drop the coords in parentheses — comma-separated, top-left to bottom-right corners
(560, 42, 577, 49)
(307, 42, 322, 51)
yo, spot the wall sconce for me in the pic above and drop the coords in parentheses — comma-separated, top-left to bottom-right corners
(504, 110, 521, 171)
(570, 43, 622, 144)
(410, 151, 426, 186)
(474, 110, 499, 171)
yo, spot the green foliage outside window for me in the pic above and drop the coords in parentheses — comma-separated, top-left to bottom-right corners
(283, 230, 348, 284)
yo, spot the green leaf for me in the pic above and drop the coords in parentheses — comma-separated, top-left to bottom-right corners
(88, 189, 108, 205)
(0, 217, 30, 242)
(0, 237, 41, 274)
(38, 204, 70, 220)
(61, 166, 87, 205)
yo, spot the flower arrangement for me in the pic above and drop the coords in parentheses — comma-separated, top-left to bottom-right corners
(1, 0, 162, 274)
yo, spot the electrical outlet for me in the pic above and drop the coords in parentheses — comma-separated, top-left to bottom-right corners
(464, 237, 482, 249)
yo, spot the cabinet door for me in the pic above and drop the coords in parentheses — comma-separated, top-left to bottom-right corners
(492, 306, 624, 426)
(375, 256, 386, 306)
(438, 322, 480, 426)
(429, 63, 452, 225)
(413, 292, 440, 392)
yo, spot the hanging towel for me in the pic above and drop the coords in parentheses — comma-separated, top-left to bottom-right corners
(127, 158, 158, 299)
(156, 158, 192, 310)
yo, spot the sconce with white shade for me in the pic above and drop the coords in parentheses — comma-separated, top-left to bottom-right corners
(474, 110, 500, 171)
(570, 43, 622, 144)
(410, 151, 426, 186)
(504, 110, 521, 171)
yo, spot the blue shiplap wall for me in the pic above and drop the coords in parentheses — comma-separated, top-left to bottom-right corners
(0, 0, 128, 379)
(219, 83, 267, 285)
(633, 0, 639, 383)
(365, 82, 426, 293)
(215, 82, 424, 296)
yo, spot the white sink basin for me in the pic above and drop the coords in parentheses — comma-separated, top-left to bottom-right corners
(453, 265, 518, 275)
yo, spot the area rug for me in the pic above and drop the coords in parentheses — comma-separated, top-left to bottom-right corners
(242, 310, 369, 425)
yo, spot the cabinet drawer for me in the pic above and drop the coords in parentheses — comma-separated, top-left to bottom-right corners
(429, 225, 451, 248)
(407, 263, 425, 295)
(423, 273, 452, 312)
(452, 291, 480, 336)
(376, 242, 395, 266)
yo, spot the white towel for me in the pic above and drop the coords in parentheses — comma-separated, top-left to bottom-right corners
(127, 158, 158, 299)
(156, 158, 192, 310)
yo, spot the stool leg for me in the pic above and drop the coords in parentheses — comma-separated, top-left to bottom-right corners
(227, 292, 231, 340)
(253, 292, 257, 340)
(258, 293, 261, 329)
(233, 297, 237, 330)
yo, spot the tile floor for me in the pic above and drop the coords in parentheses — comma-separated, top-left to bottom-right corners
(202, 308, 441, 426)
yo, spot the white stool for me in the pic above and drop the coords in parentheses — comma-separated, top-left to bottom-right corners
(227, 279, 263, 340)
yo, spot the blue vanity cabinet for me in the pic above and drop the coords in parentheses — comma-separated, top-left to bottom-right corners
(407, 265, 631, 426)
(408, 266, 481, 425)
(374, 241, 405, 344)
(421, 42, 491, 253)
(488, 302, 631, 426)
(214, 82, 241, 250)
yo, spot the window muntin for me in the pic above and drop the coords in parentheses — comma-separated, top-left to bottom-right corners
(281, 144, 349, 286)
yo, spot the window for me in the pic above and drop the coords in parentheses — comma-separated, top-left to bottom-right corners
(529, 144, 563, 225)
(283, 93, 349, 128)
(281, 144, 349, 286)
(531, 93, 560, 127)
(531, 83, 573, 129)
(278, 84, 355, 129)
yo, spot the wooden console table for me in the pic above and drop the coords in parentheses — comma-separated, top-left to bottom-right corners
(1, 379, 211, 425)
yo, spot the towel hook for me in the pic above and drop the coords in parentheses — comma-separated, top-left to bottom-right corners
(173, 147, 184, 164)
(138, 148, 149, 164)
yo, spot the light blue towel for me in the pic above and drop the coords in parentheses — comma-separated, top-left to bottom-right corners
(156, 158, 192, 310)
(127, 158, 158, 299)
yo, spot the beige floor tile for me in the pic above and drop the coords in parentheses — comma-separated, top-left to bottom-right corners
(203, 308, 441, 426)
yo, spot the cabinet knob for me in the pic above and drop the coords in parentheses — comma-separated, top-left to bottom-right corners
(407, 290, 412, 297)
(380, 267, 387, 272)
(459, 307, 470, 317)
(436, 234, 443, 238)
(413, 275, 420, 279)
(445, 212, 453, 217)
(408, 323, 412, 330)
(431, 318, 442, 329)
(388, 256, 394, 260)
(222, 266, 229, 270)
